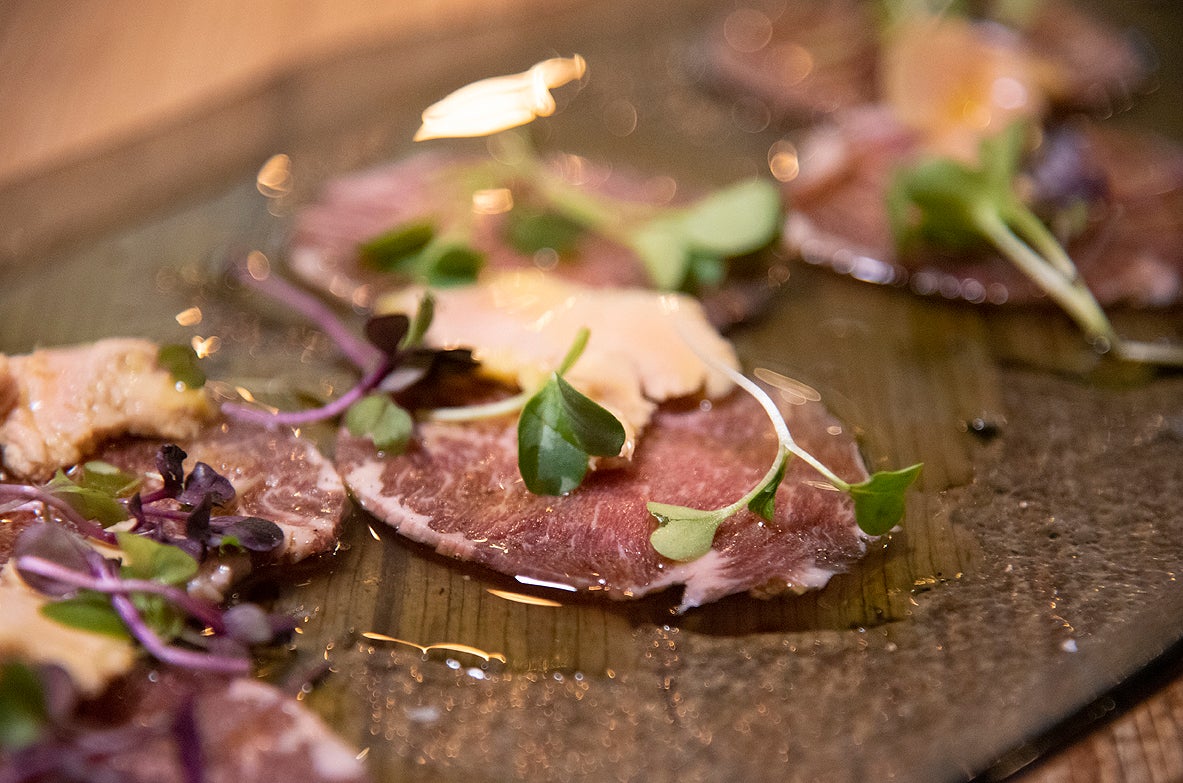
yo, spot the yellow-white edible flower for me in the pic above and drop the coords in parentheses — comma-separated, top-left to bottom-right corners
(413, 55, 587, 141)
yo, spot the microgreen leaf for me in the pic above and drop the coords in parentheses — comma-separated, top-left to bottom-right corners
(417, 240, 484, 287)
(0, 661, 49, 751)
(628, 179, 781, 291)
(40, 591, 130, 639)
(77, 461, 140, 497)
(517, 372, 626, 495)
(157, 344, 206, 389)
(177, 463, 236, 508)
(747, 457, 787, 522)
(12, 525, 95, 597)
(630, 219, 689, 290)
(359, 221, 482, 286)
(210, 516, 285, 552)
(364, 314, 411, 358)
(847, 464, 923, 536)
(156, 445, 187, 495)
(506, 207, 585, 255)
(116, 532, 199, 587)
(402, 292, 435, 350)
(647, 505, 727, 562)
(345, 394, 414, 453)
(358, 220, 435, 272)
(681, 178, 782, 256)
(46, 471, 127, 527)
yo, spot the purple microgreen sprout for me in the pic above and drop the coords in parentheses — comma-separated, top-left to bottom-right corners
(221, 269, 436, 435)
(13, 525, 252, 675)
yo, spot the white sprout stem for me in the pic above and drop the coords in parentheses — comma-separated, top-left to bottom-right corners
(674, 323, 851, 494)
(424, 390, 531, 422)
(977, 210, 1118, 346)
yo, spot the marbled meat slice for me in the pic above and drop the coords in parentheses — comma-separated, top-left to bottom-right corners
(97, 420, 347, 564)
(338, 383, 870, 611)
(785, 108, 1183, 308)
(696, 0, 1147, 125)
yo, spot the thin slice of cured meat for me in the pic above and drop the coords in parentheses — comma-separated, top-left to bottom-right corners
(97, 420, 347, 564)
(337, 381, 871, 611)
(290, 150, 657, 303)
(785, 108, 1183, 308)
(2, 667, 370, 783)
(696, 0, 1148, 125)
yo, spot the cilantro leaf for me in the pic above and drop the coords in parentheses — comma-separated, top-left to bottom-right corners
(517, 372, 626, 495)
(345, 394, 414, 453)
(848, 464, 923, 536)
(157, 343, 206, 389)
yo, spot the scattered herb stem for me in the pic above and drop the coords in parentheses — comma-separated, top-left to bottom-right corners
(222, 356, 393, 428)
(233, 261, 378, 370)
(0, 486, 116, 545)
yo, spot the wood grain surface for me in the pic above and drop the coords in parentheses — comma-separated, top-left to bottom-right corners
(2, 2, 1182, 781)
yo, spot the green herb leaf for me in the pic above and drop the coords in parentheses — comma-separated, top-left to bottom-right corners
(157, 343, 205, 389)
(401, 291, 435, 350)
(628, 179, 781, 291)
(40, 591, 130, 639)
(847, 464, 923, 536)
(648, 504, 727, 562)
(116, 532, 198, 586)
(630, 218, 690, 290)
(46, 471, 128, 527)
(345, 394, 414, 453)
(418, 240, 484, 287)
(77, 461, 141, 497)
(506, 208, 585, 255)
(681, 178, 782, 256)
(517, 372, 626, 495)
(359, 220, 435, 271)
(0, 661, 49, 751)
(747, 457, 787, 522)
(359, 221, 482, 286)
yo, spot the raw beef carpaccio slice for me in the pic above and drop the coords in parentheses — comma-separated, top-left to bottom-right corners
(785, 108, 1183, 308)
(697, 0, 1147, 125)
(337, 382, 871, 611)
(97, 420, 347, 564)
